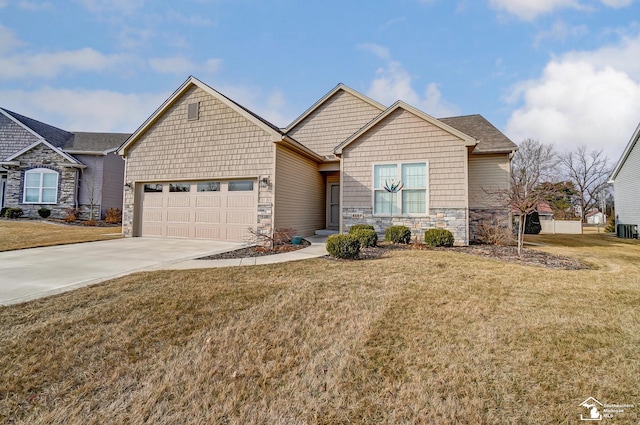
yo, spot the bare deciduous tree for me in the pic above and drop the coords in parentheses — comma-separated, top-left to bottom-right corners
(559, 146, 611, 223)
(491, 138, 558, 255)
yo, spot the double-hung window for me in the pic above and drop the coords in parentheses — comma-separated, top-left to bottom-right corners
(373, 162, 427, 215)
(23, 168, 58, 203)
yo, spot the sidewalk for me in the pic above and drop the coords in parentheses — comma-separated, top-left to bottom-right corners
(155, 235, 329, 270)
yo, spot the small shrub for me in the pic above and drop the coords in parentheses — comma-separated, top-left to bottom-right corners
(0, 207, 8, 217)
(273, 227, 296, 245)
(604, 215, 616, 233)
(474, 220, 513, 246)
(64, 207, 81, 222)
(349, 224, 375, 233)
(105, 208, 122, 224)
(424, 228, 455, 247)
(84, 219, 97, 226)
(38, 207, 51, 219)
(326, 234, 360, 259)
(385, 225, 411, 244)
(350, 228, 378, 248)
(5, 208, 24, 219)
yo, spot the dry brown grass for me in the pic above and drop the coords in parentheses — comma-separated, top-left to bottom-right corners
(0, 220, 121, 251)
(1, 233, 639, 424)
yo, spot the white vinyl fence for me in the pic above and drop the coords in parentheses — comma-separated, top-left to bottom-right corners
(540, 220, 583, 234)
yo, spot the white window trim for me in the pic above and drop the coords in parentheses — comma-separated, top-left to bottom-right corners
(372, 161, 429, 217)
(23, 168, 59, 204)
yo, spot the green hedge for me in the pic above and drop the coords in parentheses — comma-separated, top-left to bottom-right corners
(4, 208, 24, 219)
(38, 207, 51, 218)
(385, 225, 411, 244)
(349, 224, 375, 233)
(424, 228, 454, 247)
(350, 228, 378, 248)
(326, 234, 361, 259)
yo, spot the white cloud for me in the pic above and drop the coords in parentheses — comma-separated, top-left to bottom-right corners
(0, 0, 8, 7)
(366, 61, 459, 117)
(488, 0, 634, 20)
(534, 20, 588, 46)
(0, 87, 169, 133)
(0, 48, 131, 79)
(504, 58, 640, 160)
(0, 25, 22, 54)
(357, 43, 391, 60)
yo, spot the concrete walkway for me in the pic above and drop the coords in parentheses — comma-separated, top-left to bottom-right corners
(0, 236, 327, 306)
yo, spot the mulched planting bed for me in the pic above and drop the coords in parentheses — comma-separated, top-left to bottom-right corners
(198, 239, 311, 260)
(195, 237, 587, 270)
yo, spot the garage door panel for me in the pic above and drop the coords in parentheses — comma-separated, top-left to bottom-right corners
(167, 225, 189, 238)
(227, 195, 254, 208)
(195, 226, 221, 239)
(168, 196, 191, 208)
(195, 211, 220, 223)
(196, 196, 221, 208)
(141, 180, 256, 241)
(167, 210, 190, 223)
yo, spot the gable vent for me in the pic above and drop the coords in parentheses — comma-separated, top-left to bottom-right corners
(187, 102, 200, 120)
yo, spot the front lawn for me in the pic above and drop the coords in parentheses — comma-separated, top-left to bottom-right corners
(1, 233, 638, 424)
(0, 220, 122, 251)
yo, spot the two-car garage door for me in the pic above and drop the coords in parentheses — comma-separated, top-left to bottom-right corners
(140, 180, 256, 241)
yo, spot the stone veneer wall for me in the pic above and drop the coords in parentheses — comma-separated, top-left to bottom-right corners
(343, 207, 468, 245)
(3, 144, 79, 219)
(469, 208, 512, 243)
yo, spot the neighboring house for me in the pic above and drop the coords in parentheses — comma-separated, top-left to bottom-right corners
(117, 76, 516, 245)
(586, 209, 605, 225)
(0, 108, 129, 219)
(537, 201, 554, 220)
(609, 121, 640, 231)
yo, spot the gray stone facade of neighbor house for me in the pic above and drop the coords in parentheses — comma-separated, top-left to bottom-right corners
(0, 107, 129, 220)
(117, 76, 518, 245)
(609, 122, 640, 233)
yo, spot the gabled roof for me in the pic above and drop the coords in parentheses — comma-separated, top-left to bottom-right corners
(65, 132, 131, 153)
(284, 83, 386, 133)
(6, 139, 81, 165)
(609, 121, 640, 182)
(118, 75, 286, 156)
(439, 114, 517, 154)
(0, 107, 73, 148)
(334, 101, 477, 154)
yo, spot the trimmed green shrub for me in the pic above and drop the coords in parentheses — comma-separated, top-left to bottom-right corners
(350, 228, 378, 248)
(38, 207, 51, 219)
(349, 224, 375, 233)
(326, 234, 361, 259)
(5, 208, 24, 219)
(0, 207, 7, 218)
(424, 228, 455, 247)
(385, 225, 411, 244)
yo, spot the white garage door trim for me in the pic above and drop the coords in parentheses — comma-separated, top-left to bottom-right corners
(140, 179, 257, 241)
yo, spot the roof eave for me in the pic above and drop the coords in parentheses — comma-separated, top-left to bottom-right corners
(609, 121, 640, 182)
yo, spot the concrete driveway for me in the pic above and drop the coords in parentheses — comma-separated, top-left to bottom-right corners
(0, 238, 243, 306)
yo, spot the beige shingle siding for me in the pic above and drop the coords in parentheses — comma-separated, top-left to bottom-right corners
(274, 144, 324, 236)
(342, 109, 468, 209)
(468, 154, 510, 208)
(125, 86, 275, 182)
(287, 90, 383, 157)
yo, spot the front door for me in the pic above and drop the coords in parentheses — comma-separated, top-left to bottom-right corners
(328, 183, 340, 229)
(0, 174, 6, 208)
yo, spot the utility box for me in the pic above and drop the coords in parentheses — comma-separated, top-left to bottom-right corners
(616, 224, 639, 239)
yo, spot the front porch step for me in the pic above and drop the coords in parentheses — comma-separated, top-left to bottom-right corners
(315, 229, 339, 236)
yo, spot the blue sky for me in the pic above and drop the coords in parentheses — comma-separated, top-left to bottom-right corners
(1, 0, 639, 162)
